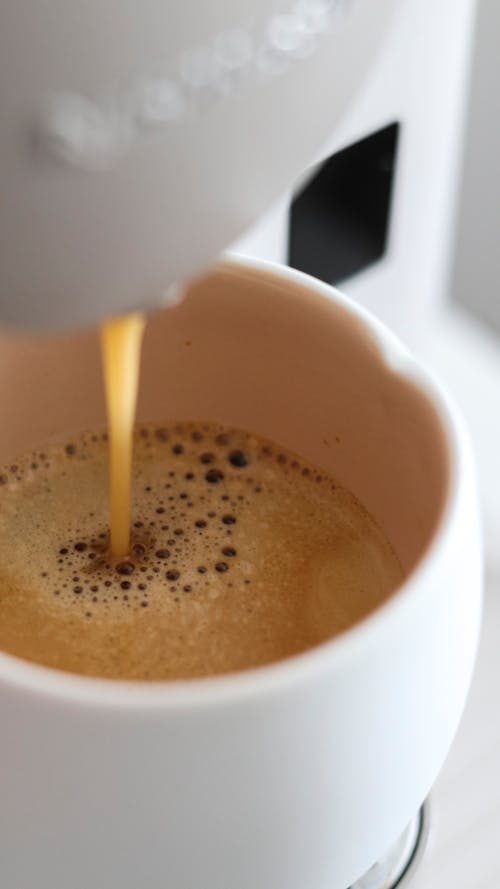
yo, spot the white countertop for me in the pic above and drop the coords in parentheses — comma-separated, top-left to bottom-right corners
(413, 565, 500, 888)
(409, 308, 500, 886)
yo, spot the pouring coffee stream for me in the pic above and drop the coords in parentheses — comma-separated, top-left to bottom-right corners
(100, 313, 146, 558)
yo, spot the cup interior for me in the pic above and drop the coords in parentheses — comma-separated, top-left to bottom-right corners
(0, 261, 449, 577)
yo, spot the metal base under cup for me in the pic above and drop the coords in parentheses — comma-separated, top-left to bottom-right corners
(349, 804, 428, 889)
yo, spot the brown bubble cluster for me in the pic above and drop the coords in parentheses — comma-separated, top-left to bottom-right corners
(0, 422, 289, 617)
(0, 419, 403, 681)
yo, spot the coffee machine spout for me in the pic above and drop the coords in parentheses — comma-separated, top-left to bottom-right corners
(0, 0, 397, 329)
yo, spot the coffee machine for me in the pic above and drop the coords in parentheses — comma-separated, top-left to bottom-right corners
(234, 0, 477, 352)
(0, 0, 396, 329)
(0, 3, 477, 889)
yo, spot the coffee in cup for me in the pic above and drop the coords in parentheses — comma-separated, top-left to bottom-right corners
(0, 422, 402, 679)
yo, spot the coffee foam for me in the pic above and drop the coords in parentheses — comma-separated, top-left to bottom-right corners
(0, 422, 403, 680)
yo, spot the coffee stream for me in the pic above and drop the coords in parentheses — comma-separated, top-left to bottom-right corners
(101, 313, 145, 557)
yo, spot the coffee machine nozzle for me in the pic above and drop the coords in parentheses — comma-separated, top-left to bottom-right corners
(0, 0, 396, 329)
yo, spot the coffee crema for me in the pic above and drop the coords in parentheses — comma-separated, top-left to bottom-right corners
(0, 423, 403, 680)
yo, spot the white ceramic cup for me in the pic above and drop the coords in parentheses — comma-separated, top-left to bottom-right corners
(0, 259, 481, 889)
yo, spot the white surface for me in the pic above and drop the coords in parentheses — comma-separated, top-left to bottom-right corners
(451, 0, 500, 334)
(329, 0, 476, 347)
(359, 303, 500, 889)
(413, 565, 500, 888)
(398, 310, 500, 888)
(421, 308, 500, 571)
(0, 0, 397, 327)
(355, 303, 500, 889)
(234, 0, 477, 350)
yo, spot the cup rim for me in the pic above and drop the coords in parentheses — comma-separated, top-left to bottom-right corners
(0, 256, 468, 708)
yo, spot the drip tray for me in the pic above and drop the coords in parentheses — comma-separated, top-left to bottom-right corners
(349, 804, 428, 889)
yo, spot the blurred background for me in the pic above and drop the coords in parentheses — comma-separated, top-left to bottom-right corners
(233, 1, 500, 884)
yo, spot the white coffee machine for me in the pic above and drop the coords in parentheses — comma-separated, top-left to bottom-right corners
(0, 0, 396, 329)
(235, 0, 476, 352)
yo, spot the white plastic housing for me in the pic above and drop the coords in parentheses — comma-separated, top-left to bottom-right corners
(0, 0, 396, 328)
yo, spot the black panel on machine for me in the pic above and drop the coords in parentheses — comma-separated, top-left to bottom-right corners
(288, 122, 400, 285)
